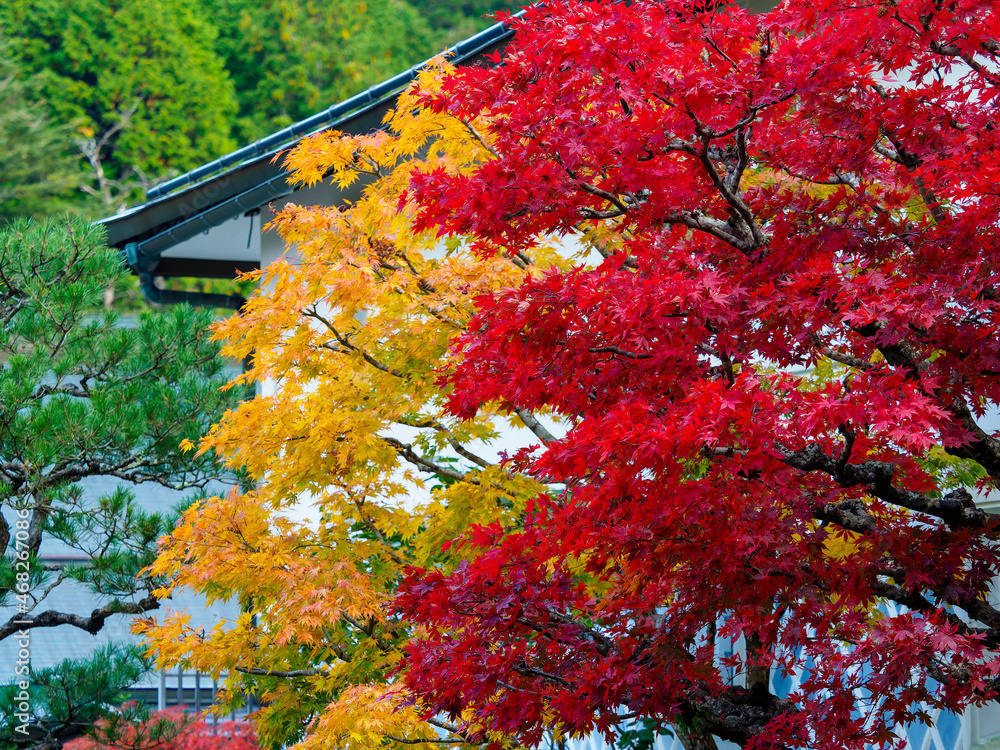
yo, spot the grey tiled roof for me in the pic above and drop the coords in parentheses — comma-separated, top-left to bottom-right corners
(1, 478, 241, 683)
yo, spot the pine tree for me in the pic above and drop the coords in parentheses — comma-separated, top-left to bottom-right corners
(0, 218, 242, 748)
(0, 645, 150, 748)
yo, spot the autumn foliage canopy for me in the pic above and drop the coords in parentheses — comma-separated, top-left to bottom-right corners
(139, 0, 1000, 748)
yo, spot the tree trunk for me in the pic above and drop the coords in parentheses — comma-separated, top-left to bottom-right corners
(676, 727, 719, 750)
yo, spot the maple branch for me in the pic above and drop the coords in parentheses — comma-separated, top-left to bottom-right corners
(309, 312, 409, 380)
(872, 125, 950, 225)
(475, 584, 798, 745)
(461, 117, 499, 160)
(841, 569, 1000, 660)
(386, 719, 483, 746)
(572, 223, 621, 263)
(354, 499, 407, 565)
(851, 321, 1000, 486)
(513, 250, 536, 268)
(817, 346, 874, 371)
(843, 324, 1000, 484)
(383, 735, 472, 745)
(727, 124, 752, 196)
(510, 661, 571, 685)
(941, 397, 1000, 485)
(588, 346, 651, 360)
(343, 614, 395, 652)
(393, 416, 494, 469)
(869, 579, 1000, 644)
(515, 409, 557, 445)
(813, 497, 877, 535)
(501, 611, 798, 747)
(777, 165, 861, 188)
(923, 659, 983, 695)
(352, 150, 386, 178)
(703, 34, 738, 70)
(660, 210, 755, 255)
(369, 243, 472, 329)
(439, 439, 493, 469)
(691, 123, 767, 251)
(928, 38, 1000, 85)
(702, 446, 749, 458)
(835, 423, 856, 475)
(576, 181, 632, 216)
(395, 249, 438, 293)
(235, 665, 329, 678)
(579, 205, 627, 220)
(381, 436, 479, 484)
(851, 321, 1000, 485)
(545, 608, 615, 656)
(682, 684, 798, 749)
(426, 719, 467, 736)
(913, 175, 949, 226)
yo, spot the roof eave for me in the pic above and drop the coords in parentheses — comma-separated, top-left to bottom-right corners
(99, 16, 518, 260)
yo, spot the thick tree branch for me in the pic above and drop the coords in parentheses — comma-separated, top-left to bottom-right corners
(0, 593, 160, 640)
(661, 210, 755, 255)
(682, 684, 797, 749)
(869, 579, 1000, 646)
(943, 397, 1000, 484)
(780, 443, 991, 530)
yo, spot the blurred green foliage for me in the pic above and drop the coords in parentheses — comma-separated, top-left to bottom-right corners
(203, 0, 436, 142)
(0, 0, 527, 220)
(410, 0, 525, 45)
(0, 0, 238, 208)
(0, 38, 86, 224)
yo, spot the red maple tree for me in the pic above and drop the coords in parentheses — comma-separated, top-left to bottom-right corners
(395, 0, 1000, 747)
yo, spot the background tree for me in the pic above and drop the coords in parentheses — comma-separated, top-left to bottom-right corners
(203, 0, 438, 142)
(0, 40, 84, 224)
(0, 218, 241, 747)
(0, 0, 532, 220)
(407, 0, 525, 46)
(0, 0, 238, 212)
(388, 0, 1000, 748)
